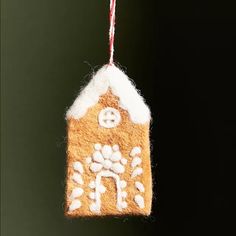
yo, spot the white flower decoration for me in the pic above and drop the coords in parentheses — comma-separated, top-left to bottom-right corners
(89, 144, 127, 174)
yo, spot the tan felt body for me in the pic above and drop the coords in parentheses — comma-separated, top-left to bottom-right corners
(65, 91, 152, 217)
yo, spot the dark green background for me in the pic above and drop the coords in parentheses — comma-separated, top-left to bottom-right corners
(1, 1, 157, 236)
(2, 0, 235, 235)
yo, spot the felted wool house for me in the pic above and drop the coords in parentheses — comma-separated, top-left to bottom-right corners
(65, 65, 152, 216)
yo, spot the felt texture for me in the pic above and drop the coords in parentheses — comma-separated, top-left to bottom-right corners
(65, 91, 152, 217)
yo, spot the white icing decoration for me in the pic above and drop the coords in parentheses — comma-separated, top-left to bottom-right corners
(72, 173, 83, 184)
(131, 157, 142, 168)
(111, 163, 125, 174)
(98, 185, 106, 193)
(89, 181, 95, 189)
(94, 143, 102, 150)
(131, 167, 143, 178)
(135, 181, 145, 192)
(134, 195, 145, 209)
(101, 145, 112, 159)
(90, 202, 100, 213)
(73, 161, 84, 174)
(86, 157, 92, 164)
(69, 199, 81, 211)
(89, 192, 95, 200)
(87, 144, 130, 213)
(99, 107, 121, 128)
(112, 144, 119, 151)
(69, 187, 84, 200)
(66, 65, 151, 124)
(130, 147, 141, 157)
(90, 170, 124, 213)
(110, 151, 122, 162)
(89, 144, 126, 174)
(90, 163, 103, 172)
(120, 180, 127, 189)
(103, 159, 112, 169)
(121, 191, 127, 198)
(93, 151, 104, 163)
(121, 201, 127, 209)
(121, 158, 127, 165)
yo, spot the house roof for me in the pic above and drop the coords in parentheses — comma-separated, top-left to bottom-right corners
(66, 65, 151, 124)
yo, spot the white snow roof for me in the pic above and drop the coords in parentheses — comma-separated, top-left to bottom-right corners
(66, 64, 151, 124)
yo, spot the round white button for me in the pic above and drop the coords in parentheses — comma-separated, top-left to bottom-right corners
(98, 107, 121, 128)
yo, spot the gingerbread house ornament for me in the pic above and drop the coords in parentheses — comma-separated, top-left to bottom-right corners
(65, 65, 152, 217)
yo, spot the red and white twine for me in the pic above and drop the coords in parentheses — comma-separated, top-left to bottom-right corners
(109, 0, 116, 65)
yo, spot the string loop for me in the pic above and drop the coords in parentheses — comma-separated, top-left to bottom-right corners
(109, 0, 116, 65)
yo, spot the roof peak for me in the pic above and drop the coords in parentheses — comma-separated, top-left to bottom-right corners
(66, 64, 151, 124)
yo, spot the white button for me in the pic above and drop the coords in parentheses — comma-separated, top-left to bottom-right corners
(98, 107, 121, 128)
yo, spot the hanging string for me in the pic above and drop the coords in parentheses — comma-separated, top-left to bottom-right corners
(109, 0, 116, 65)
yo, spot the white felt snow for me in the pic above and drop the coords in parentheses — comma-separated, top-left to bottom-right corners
(66, 65, 151, 124)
